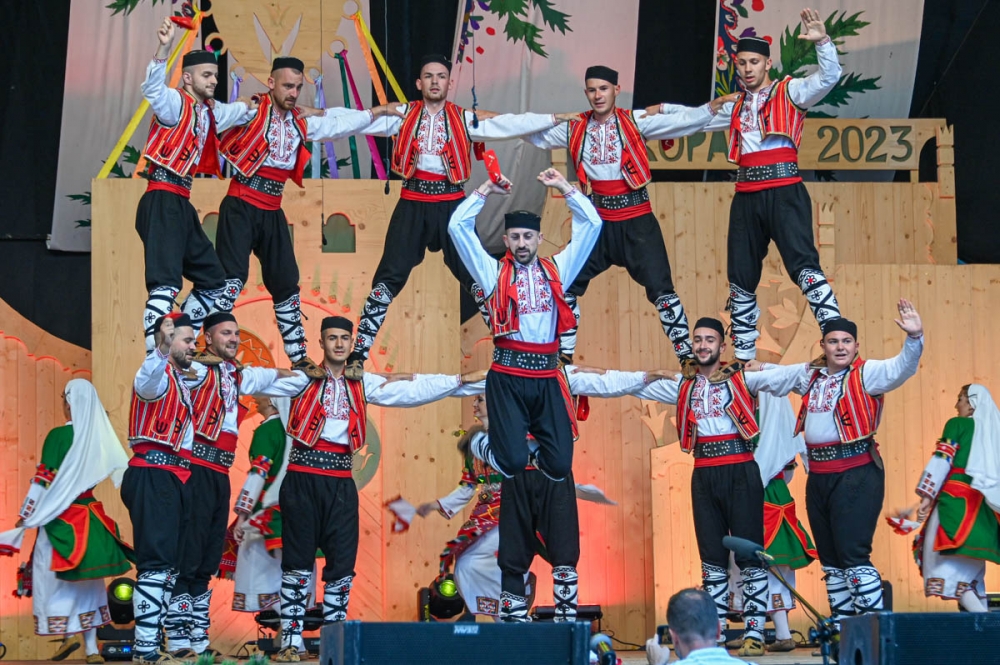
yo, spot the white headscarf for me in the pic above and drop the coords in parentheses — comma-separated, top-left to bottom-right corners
(753, 392, 807, 485)
(0, 378, 129, 551)
(964, 384, 1000, 512)
(260, 397, 292, 509)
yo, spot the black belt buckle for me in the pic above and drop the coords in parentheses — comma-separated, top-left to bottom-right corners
(136, 449, 191, 469)
(289, 446, 353, 472)
(235, 171, 286, 197)
(692, 437, 753, 459)
(402, 177, 463, 196)
(807, 438, 873, 463)
(192, 442, 237, 469)
(147, 165, 193, 191)
(492, 347, 559, 372)
(590, 186, 649, 211)
(736, 161, 799, 183)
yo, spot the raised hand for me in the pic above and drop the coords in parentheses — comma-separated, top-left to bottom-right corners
(797, 7, 827, 42)
(478, 174, 512, 196)
(416, 502, 438, 518)
(157, 317, 176, 355)
(157, 17, 175, 46)
(893, 298, 923, 338)
(537, 168, 572, 194)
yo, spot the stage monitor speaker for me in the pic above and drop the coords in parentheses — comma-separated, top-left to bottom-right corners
(320, 620, 590, 665)
(840, 611, 1000, 665)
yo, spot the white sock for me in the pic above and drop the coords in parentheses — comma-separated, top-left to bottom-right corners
(960, 589, 988, 612)
(771, 609, 791, 640)
(83, 628, 99, 656)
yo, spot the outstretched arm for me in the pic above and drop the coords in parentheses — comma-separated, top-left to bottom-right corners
(787, 8, 843, 108)
(637, 93, 738, 139)
(467, 110, 560, 141)
(522, 122, 571, 151)
(567, 366, 650, 397)
(365, 372, 482, 407)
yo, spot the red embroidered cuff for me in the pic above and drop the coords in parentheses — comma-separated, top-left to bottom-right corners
(249, 454, 273, 477)
(32, 464, 57, 488)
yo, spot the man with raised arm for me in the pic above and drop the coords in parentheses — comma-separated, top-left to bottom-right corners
(523, 67, 736, 368)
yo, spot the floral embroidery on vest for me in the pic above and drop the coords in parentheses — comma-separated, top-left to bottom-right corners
(515, 262, 554, 315)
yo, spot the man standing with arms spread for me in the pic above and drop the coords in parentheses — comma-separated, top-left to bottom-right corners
(695, 8, 844, 361)
(136, 19, 252, 353)
(346, 54, 569, 380)
(121, 314, 197, 665)
(271, 316, 483, 662)
(747, 300, 924, 624)
(448, 169, 601, 485)
(214, 58, 402, 378)
(632, 317, 802, 656)
(162, 312, 301, 660)
(524, 68, 735, 368)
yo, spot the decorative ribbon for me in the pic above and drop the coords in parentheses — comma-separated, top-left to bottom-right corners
(100, 8, 204, 179)
(333, 53, 362, 180)
(340, 51, 386, 181)
(313, 75, 339, 179)
(350, 12, 407, 104)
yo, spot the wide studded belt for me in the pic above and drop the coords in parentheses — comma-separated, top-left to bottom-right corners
(736, 161, 799, 183)
(493, 346, 559, 372)
(234, 171, 286, 197)
(692, 437, 754, 459)
(590, 187, 649, 211)
(289, 447, 353, 472)
(192, 442, 237, 469)
(135, 450, 191, 469)
(402, 177, 463, 196)
(807, 438, 874, 464)
(148, 165, 193, 191)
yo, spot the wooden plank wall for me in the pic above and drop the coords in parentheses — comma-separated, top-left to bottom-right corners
(0, 171, 962, 658)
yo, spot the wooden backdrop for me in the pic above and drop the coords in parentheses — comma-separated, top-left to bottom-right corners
(1, 115, 981, 658)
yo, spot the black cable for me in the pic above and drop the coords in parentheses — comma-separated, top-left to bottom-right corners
(916, 0, 990, 117)
(606, 629, 645, 651)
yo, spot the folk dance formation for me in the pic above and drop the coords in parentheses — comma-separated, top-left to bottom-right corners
(5, 7, 995, 665)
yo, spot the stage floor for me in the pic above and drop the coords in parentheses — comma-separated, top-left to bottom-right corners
(4, 652, 825, 664)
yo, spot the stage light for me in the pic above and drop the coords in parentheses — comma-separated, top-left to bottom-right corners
(106, 577, 135, 624)
(427, 575, 465, 619)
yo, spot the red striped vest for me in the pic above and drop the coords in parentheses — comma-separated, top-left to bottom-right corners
(485, 253, 576, 339)
(795, 356, 884, 443)
(567, 108, 652, 194)
(190, 363, 247, 442)
(128, 366, 191, 451)
(219, 94, 310, 187)
(390, 101, 473, 184)
(727, 77, 806, 164)
(143, 89, 221, 178)
(676, 367, 759, 453)
(287, 375, 368, 452)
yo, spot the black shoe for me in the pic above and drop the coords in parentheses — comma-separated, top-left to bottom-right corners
(291, 357, 326, 379)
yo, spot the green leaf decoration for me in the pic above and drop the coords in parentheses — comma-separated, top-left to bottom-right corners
(67, 192, 92, 205)
(106, 0, 165, 17)
(503, 16, 548, 57)
(532, 0, 572, 35)
(74, 219, 92, 228)
(121, 144, 141, 165)
(337, 157, 352, 169)
(736, 3, 748, 18)
(818, 72, 881, 108)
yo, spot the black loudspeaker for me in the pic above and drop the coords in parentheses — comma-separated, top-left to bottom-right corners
(320, 620, 590, 665)
(840, 612, 1000, 665)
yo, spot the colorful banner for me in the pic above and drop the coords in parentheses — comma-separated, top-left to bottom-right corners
(50, 0, 373, 252)
(714, 0, 924, 118)
(449, 0, 640, 249)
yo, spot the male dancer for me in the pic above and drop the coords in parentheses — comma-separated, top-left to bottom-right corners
(461, 366, 669, 622)
(163, 312, 301, 659)
(136, 19, 252, 352)
(271, 316, 483, 662)
(525, 69, 734, 367)
(346, 54, 569, 379)
(449, 169, 602, 482)
(693, 8, 844, 360)
(121, 314, 197, 665)
(746, 300, 924, 624)
(214, 58, 402, 377)
(632, 317, 802, 656)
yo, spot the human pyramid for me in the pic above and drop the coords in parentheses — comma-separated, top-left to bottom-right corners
(6, 7, 998, 665)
